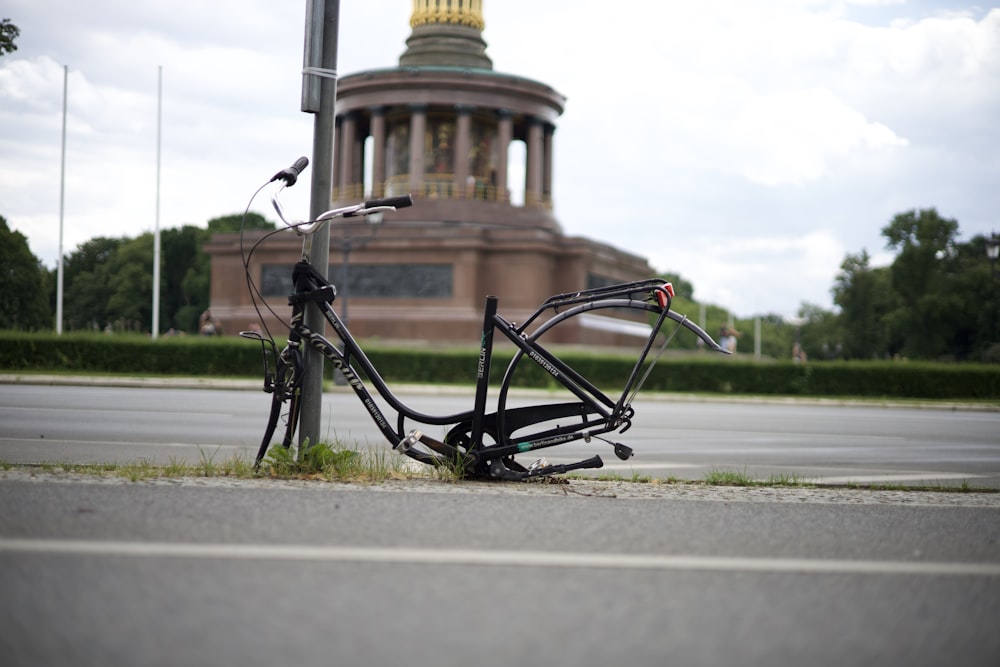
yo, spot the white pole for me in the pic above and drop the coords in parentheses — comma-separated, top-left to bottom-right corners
(152, 66, 162, 339)
(56, 65, 67, 335)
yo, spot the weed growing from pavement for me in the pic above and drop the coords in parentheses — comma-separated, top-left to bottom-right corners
(0, 455, 995, 493)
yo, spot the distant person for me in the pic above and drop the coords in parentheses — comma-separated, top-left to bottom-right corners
(724, 327, 739, 353)
(199, 309, 218, 336)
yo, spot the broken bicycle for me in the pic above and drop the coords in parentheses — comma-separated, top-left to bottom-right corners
(241, 158, 729, 480)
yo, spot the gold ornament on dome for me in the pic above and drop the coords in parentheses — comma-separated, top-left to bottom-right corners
(410, 0, 486, 30)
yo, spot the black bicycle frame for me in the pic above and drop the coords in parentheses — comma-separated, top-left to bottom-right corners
(273, 259, 724, 477)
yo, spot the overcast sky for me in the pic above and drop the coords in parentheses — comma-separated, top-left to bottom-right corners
(2, 0, 998, 318)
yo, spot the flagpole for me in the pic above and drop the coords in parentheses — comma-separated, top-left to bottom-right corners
(152, 65, 162, 339)
(56, 64, 67, 335)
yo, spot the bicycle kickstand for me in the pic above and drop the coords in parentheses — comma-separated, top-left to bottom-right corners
(488, 455, 604, 481)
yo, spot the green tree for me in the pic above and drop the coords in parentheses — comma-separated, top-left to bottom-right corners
(105, 234, 154, 331)
(796, 303, 842, 360)
(0, 18, 19, 56)
(656, 271, 694, 300)
(749, 313, 795, 359)
(832, 250, 895, 359)
(62, 237, 122, 330)
(207, 212, 275, 234)
(162, 225, 210, 333)
(0, 215, 51, 330)
(946, 234, 1000, 361)
(881, 208, 962, 359)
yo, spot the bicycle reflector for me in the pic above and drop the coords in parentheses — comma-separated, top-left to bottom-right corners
(655, 283, 675, 309)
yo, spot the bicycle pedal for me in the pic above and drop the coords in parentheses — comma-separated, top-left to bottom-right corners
(613, 443, 634, 460)
(396, 429, 423, 453)
(527, 457, 550, 472)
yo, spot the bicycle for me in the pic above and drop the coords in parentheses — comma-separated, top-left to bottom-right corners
(240, 157, 730, 481)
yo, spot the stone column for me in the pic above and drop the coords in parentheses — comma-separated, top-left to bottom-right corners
(454, 105, 472, 198)
(496, 110, 512, 203)
(339, 112, 357, 197)
(370, 107, 386, 197)
(331, 120, 342, 198)
(543, 124, 555, 206)
(525, 117, 544, 207)
(408, 104, 427, 196)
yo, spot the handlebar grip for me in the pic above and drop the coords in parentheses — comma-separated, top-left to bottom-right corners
(270, 156, 310, 186)
(365, 194, 413, 209)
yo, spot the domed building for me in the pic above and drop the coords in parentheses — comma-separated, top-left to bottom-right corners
(206, 0, 654, 344)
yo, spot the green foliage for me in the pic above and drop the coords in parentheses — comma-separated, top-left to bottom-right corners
(0, 216, 51, 330)
(829, 208, 998, 361)
(61, 236, 121, 331)
(0, 331, 262, 375)
(207, 212, 275, 233)
(657, 271, 694, 300)
(664, 295, 796, 359)
(0, 18, 19, 56)
(49, 212, 277, 335)
(6, 198, 997, 363)
(832, 249, 895, 358)
(260, 441, 404, 481)
(2, 332, 997, 399)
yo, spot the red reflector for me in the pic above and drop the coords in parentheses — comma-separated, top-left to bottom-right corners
(655, 283, 675, 308)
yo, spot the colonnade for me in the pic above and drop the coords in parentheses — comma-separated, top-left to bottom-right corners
(332, 104, 556, 207)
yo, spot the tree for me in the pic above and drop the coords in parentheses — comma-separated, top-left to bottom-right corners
(946, 234, 1000, 361)
(1, 18, 19, 56)
(0, 215, 51, 330)
(62, 237, 122, 330)
(161, 225, 210, 333)
(881, 208, 962, 359)
(207, 212, 275, 234)
(657, 271, 694, 300)
(796, 303, 842, 360)
(832, 250, 895, 358)
(105, 234, 154, 330)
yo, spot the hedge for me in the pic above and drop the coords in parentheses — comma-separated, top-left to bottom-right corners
(1, 332, 998, 400)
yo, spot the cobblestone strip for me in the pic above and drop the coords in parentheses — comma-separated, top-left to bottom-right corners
(2, 469, 998, 507)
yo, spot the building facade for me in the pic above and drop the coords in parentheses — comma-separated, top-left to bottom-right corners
(206, 0, 655, 345)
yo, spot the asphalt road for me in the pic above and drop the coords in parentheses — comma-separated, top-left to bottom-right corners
(1, 380, 999, 666)
(1, 381, 998, 488)
(0, 475, 998, 667)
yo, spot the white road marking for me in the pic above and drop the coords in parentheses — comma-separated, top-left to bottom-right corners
(2, 538, 998, 577)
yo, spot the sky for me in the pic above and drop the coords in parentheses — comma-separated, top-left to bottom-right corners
(1, 0, 998, 319)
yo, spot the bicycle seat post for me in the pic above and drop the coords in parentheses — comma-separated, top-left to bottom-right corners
(468, 295, 498, 455)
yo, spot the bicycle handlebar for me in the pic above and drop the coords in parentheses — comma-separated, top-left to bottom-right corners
(270, 156, 309, 187)
(267, 158, 413, 235)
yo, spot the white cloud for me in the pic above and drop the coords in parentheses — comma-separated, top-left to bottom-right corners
(1, 0, 998, 320)
(649, 230, 846, 317)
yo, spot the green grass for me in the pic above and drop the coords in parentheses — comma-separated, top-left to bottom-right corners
(701, 467, 817, 487)
(1, 453, 995, 493)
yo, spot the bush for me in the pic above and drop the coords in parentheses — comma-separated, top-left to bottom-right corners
(1, 332, 997, 399)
